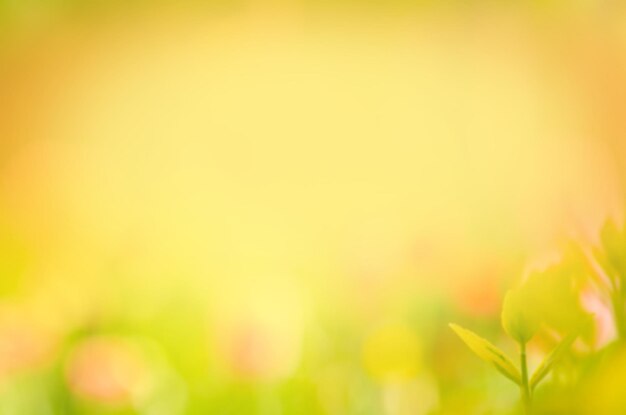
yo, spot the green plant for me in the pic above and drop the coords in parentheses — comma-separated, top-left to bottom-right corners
(450, 275, 589, 415)
(583, 219, 626, 341)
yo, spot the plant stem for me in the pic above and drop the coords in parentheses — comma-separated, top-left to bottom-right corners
(520, 342, 532, 415)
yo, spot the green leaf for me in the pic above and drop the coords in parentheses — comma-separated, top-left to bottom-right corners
(522, 262, 588, 334)
(449, 323, 521, 385)
(529, 316, 591, 390)
(501, 288, 540, 344)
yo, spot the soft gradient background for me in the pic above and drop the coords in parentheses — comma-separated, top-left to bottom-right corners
(1, 1, 626, 414)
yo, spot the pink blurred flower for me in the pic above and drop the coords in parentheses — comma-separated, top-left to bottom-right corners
(0, 305, 57, 382)
(581, 286, 617, 349)
(65, 336, 149, 406)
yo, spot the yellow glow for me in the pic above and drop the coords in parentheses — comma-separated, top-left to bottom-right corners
(1, 3, 626, 413)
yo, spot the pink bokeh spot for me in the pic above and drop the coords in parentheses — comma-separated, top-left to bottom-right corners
(581, 288, 616, 349)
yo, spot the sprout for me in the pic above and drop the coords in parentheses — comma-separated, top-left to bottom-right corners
(451, 268, 591, 415)
(501, 288, 540, 345)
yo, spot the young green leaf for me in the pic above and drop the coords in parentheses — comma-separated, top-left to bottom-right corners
(529, 316, 591, 390)
(501, 288, 540, 345)
(449, 323, 521, 385)
(522, 262, 588, 334)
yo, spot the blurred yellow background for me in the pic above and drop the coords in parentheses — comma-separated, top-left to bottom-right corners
(1, 1, 626, 414)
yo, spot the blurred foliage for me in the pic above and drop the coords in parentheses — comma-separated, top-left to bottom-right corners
(1, 211, 626, 414)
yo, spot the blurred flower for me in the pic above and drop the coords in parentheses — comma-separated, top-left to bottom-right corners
(222, 321, 287, 381)
(65, 336, 151, 406)
(581, 285, 617, 348)
(578, 219, 626, 340)
(453, 270, 502, 318)
(0, 304, 56, 382)
(213, 278, 305, 382)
